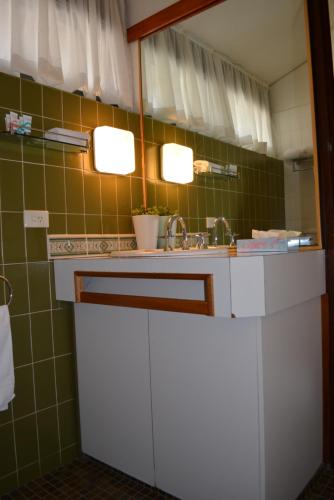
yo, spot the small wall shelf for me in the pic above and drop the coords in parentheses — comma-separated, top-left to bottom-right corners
(292, 157, 313, 172)
(0, 131, 89, 153)
(193, 160, 239, 179)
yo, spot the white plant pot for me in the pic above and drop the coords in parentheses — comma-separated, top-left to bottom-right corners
(132, 215, 159, 250)
(157, 216, 177, 249)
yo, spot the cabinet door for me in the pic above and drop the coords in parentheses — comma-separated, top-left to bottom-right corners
(74, 304, 154, 485)
(149, 311, 261, 500)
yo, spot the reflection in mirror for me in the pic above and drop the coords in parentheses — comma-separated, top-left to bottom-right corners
(328, 2, 334, 71)
(140, 0, 319, 245)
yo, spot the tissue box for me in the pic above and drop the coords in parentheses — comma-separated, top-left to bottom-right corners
(237, 237, 288, 253)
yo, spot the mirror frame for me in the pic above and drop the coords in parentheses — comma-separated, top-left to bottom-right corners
(307, 0, 334, 465)
(127, 0, 334, 464)
(127, 0, 225, 42)
(129, 0, 226, 208)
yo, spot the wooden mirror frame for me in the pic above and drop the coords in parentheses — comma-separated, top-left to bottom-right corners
(306, 0, 334, 464)
(127, 0, 225, 42)
(128, 0, 226, 207)
(127, 0, 334, 464)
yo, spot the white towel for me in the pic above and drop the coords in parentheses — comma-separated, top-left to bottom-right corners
(282, 147, 313, 161)
(0, 305, 15, 411)
(252, 229, 302, 239)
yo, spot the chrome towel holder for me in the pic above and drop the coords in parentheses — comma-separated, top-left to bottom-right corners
(0, 275, 13, 306)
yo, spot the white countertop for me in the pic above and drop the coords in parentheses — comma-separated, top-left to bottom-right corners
(53, 249, 325, 318)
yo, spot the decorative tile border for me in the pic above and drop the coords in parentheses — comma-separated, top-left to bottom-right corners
(48, 233, 207, 259)
(48, 234, 136, 259)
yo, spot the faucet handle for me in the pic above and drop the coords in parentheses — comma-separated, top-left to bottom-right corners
(181, 238, 190, 250)
(229, 233, 239, 247)
(195, 233, 208, 249)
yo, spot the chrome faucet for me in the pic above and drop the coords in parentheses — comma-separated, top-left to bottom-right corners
(164, 215, 189, 251)
(213, 216, 236, 247)
(195, 232, 208, 249)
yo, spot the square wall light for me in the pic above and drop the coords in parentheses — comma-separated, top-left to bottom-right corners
(161, 143, 194, 184)
(94, 126, 135, 175)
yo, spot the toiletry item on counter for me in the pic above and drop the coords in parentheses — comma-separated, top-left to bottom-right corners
(5, 112, 32, 135)
(22, 115, 32, 134)
(5, 113, 10, 132)
(237, 237, 289, 253)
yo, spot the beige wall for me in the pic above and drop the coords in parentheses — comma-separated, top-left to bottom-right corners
(269, 63, 317, 234)
(125, 0, 175, 27)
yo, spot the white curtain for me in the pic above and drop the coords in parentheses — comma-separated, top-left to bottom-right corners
(142, 28, 273, 154)
(0, 0, 133, 109)
(329, 0, 334, 73)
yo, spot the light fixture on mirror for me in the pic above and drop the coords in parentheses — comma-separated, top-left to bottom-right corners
(93, 126, 135, 175)
(161, 143, 194, 184)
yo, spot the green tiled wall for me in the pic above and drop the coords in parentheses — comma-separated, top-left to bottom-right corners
(0, 71, 144, 495)
(143, 117, 285, 242)
(0, 71, 285, 495)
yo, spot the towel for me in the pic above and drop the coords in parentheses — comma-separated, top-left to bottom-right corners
(0, 305, 15, 411)
(282, 147, 313, 161)
(252, 229, 301, 239)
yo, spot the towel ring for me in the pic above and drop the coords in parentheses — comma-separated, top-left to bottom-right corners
(0, 275, 13, 306)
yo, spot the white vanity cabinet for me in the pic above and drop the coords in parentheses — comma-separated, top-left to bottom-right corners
(74, 304, 155, 485)
(54, 250, 326, 500)
(148, 311, 262, 500)
(148, 303, 322, 500)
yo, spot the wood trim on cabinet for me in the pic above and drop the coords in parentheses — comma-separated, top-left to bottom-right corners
(74, 271, 214, 316)
(127, 0, 225, 42)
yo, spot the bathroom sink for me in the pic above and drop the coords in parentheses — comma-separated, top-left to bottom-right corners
(109, 247, 229, 258)
(52, 247, 232, 260)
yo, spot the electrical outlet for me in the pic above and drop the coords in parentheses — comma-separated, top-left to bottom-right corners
(24, 210, 49, 228)
(206, 217, 216, 229)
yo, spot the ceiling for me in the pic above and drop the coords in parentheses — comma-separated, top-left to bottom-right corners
(175, 0, 306, 84)
(125, 0, 174, 28)
(127, 0, 307, 85)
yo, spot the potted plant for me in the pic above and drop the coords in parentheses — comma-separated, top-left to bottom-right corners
(132, 205, 160, 250)
(157, 206, 177, 249)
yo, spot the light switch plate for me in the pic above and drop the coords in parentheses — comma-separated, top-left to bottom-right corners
(24, 210, 49, 228)
(206, 217, 216, 229)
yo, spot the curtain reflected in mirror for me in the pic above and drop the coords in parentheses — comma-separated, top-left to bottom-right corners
(142, 28, 273, 154)
(140, 0, 319, 245)
(329, 1, 334, 68)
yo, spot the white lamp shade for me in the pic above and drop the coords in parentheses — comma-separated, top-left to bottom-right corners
(94, 126, 135, 174)
(161, 143, 194, 184)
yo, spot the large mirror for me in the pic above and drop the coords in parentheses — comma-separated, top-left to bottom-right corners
(139, 0, 320, 246)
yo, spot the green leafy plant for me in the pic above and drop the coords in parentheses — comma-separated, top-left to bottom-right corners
(157, 206, 177, 216)
(132, 205, 159, 216)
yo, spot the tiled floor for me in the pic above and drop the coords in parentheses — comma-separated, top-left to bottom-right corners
(2, 455, 177, 499)
(299, 465, 334, 499)
(3, 455, 334, 499)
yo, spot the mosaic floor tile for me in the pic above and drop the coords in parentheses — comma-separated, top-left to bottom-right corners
(3, 455, 177, 499)
(299, 464, 334, 499)
(6, 455, 334, 499)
